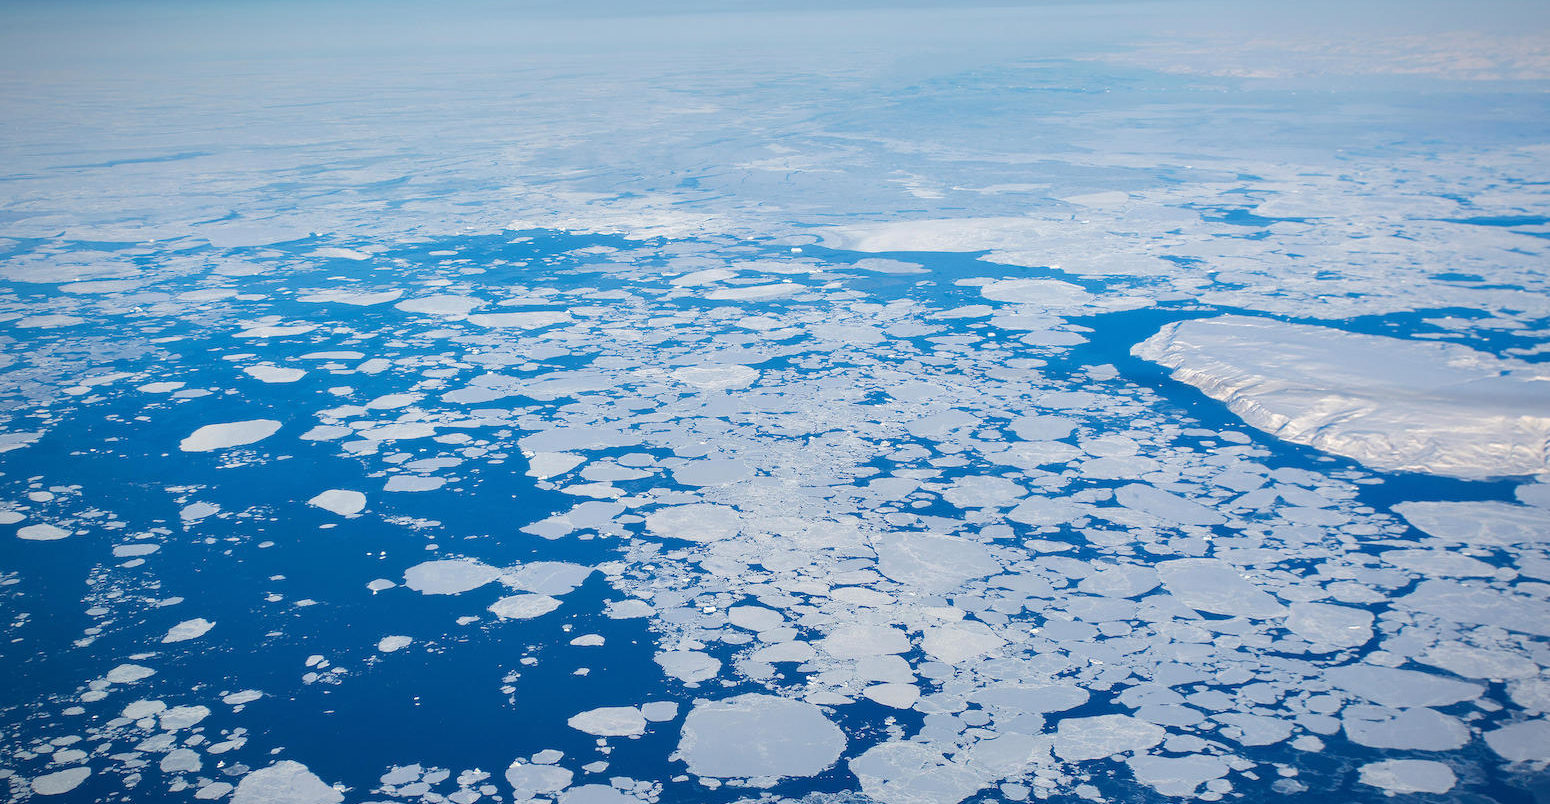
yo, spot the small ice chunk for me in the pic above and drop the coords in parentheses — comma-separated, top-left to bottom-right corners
(1357, 760, 1457, 794)
(642, 701, 679, 722)
(568, 706, 646, 737)
(232, 760, 342, 804)
(223, 690, 263, 706)
(377, 635, 412, 653)
(307, 489, 366, 516)
(32, 767, 91, 796)
(18, 523, 70, 541)
(678, 693, 846, 779)
(488, 594, 562, 620)
(163, 618, 215, 643)
(180, 420, 282, 452)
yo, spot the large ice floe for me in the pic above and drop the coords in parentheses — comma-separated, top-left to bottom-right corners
(1134, 316, 1550, 479)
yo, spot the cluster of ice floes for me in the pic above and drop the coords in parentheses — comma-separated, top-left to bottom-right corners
(2, 230, 1549, 804)
(1134, 316, 1550, 479)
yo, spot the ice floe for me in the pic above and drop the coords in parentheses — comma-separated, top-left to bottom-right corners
(1134, 316, 1550, 479)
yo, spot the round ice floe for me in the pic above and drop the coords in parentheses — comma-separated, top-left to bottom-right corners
(672, 364, 759, 391)
(527, 452, 585, 479)
(1114, 484, 1225, 527)
(645, 503, 741, 543)
(1485, 719, 1550, 762)
(1283, 601, 1372, 649)
(377, 635, 412, 653)
(1126, 754, 1229, 797)
(921, 621, 1005, 665)
(18, 523, 70, 541)
(677, 693, 845, 779)
(874, 532, 998, 593)
(863, 683, 920, 709)
(981, 278, 1094, 308)
(505, 761, 572, 800)
(179, 420, 282, 452)
(403, 558, 501, 595)
(232, 760, 342, 804)
(1344, 707, 1467, 751)
(32, 767, 91, 796)
(821, 624, 911, 659)
(1053, 714, 1164, 762)
(488, 594, 561, 620)
(672, 458, 753, 487)
(1357, 759, 1456, 794)
(105, 664, 155, 684)
(1418, 643, 1538, 680)
(568, 706, 646, 737)
(655, 651, 722, 683)
(560, 784, 635, 804)
(162, 618, 215, 643)
(850, 742, 984, 804)
(307, 489, 366, 516)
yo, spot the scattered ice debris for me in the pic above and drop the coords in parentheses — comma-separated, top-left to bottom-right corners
(1357, 759, 1457, 794)
(232, 760, 342, 804)
(1133, 315, 1550, 479)
(179, 419, 282, 452)
(307, 489, 367, 515)
(677, 694, 846, 779)
(162, 618, 215, 643)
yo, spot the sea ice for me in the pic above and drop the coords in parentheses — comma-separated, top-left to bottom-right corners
(677, 693, 845, 779)
(232, 760, 342, 804)
(1053, 715, 1164, 762)
(163, 618, 215, 643)
(568, 706, 647, 737)
(1357, 759, 1457, 794)
(404, 559, 501, 595)
(1133, 316, 1550, 479)
(179, 420, 282, 452)
(32, 767, 91, 796)
(307, 489, 366, 516)
(488, 594, 562, 620)
(18, 523, 70, 541)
